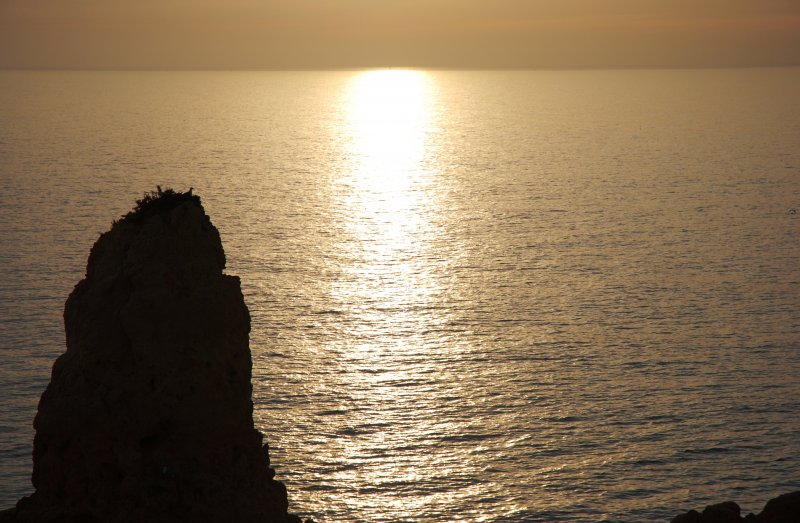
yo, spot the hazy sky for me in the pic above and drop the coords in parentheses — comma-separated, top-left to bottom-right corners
(2, 0, 799, 69)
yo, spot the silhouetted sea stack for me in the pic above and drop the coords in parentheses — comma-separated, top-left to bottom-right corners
(1, 189, 302, 522)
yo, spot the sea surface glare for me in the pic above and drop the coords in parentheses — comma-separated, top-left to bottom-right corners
(1, 69, 799, 522)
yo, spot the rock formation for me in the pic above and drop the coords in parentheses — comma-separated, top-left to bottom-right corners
(1, 189, 301, 522)
(671, 491, 800, 523)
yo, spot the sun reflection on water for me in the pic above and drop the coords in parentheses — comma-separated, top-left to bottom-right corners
(335, 69, 441, 312)
(321, 70, 477, 518)
(345, 69, 433, 189)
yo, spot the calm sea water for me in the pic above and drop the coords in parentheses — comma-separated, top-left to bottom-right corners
(1, 69, 799, 522)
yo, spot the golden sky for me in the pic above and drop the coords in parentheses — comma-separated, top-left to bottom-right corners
(2, 0, 799, 69)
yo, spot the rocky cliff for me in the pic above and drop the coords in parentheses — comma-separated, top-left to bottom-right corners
(1, 189, 300, 522)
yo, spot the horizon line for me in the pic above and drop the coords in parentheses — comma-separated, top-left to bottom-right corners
(2, 64, 799, 73)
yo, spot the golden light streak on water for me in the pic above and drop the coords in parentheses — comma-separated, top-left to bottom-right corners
(321, 69, 478, 519)
(345, 69, 432, 185)
(334, 69, 441, 317)
(340, 69, 436, 243)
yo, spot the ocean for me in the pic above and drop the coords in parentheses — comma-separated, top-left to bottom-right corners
(1, 68, 799, 522)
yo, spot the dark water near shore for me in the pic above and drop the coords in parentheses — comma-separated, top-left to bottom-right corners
(1, 68, 799, 521)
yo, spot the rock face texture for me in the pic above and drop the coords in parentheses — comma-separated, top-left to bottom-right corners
(3, 189, 296, 522)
